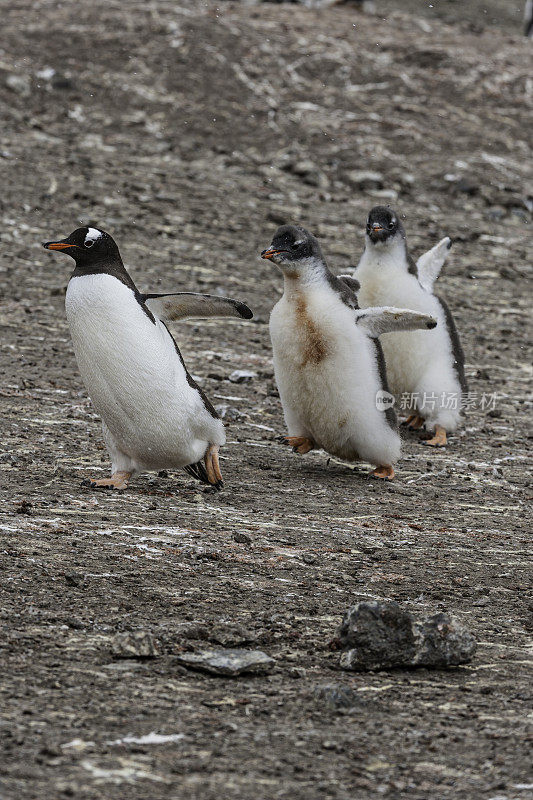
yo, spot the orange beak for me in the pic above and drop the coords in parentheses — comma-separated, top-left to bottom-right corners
(43, 242, 78, 250)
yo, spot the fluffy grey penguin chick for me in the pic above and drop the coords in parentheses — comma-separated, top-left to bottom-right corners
(44, 226, 253, 491)
(352, 206, 466, 447)
(261, 225, 437, 480)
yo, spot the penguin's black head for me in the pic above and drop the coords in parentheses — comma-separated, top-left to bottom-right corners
(260, 225, 324, 277)
(43, 227, 121, 265)
(366, 206, 404, 245)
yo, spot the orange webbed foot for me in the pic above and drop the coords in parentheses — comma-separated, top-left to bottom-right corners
(278, 436, 315, 455)
(81, 470, 132, 491)
(370, 465, 395, 480)
(402, 414, 425, 430)
(422, 425, 447, 447)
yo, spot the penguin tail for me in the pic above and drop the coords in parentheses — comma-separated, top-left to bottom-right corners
(184, 460, 211, 485)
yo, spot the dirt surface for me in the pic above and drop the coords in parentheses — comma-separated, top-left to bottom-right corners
(1, 1, 532, 798)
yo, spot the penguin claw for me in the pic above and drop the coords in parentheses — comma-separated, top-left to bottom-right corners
(204, 444, 224, 490)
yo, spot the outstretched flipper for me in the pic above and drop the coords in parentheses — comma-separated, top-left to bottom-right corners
(416, 237, 452, 293)
(142, 292, 253, 322)
(356, 307, 437, 338)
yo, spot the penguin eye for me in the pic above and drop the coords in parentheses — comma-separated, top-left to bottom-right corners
(388, 221, 395, 230)
(85, 240, 94, 248)
(291, 240, 303, 250)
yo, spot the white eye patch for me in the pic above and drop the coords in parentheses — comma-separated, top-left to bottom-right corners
(293, 240, 304, 247)
(84, 227, 103, 246)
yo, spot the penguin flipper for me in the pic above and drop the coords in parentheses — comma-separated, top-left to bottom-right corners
(416, 237, 452, 293)
(142, 292, 253, 322)
(356, 307, 437, 337)
(337, 275, 360, 294)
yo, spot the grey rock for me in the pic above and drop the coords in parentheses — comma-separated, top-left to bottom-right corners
(413, 613, 477, 667)
(267, 206, 301, 225)
(208, 623, 256, 647)
(6, 74, 31, 97)
(215, 404, 244, 421)
(233, 531, 252, 545)
(372, 189, 399, 202)
(177, 648, 274, 676)
(314, 684, 364, 709)
(345, 170, 383, 190)
(111, 630, 159, 659)
(337, 601, 476, 671)
(228, 369, 257, 384)
(291, 160, 329, 188)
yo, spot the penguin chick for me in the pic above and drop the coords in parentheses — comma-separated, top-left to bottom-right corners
(352, 206, 466, 447)
(43, 226, 253, 491)
(261, 225, 437, 480)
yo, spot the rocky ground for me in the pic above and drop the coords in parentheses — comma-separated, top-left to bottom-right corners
(0, 1, 532, 798)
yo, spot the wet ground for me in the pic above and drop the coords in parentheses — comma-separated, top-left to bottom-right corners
(0, 0, 532, 798)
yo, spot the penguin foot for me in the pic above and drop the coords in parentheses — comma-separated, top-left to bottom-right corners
(402, 414, 425, 431)
(81, 470, 132, 491)
(370, 465, 395, 480)
(204, 444, 224, 490)
(279, 436, 314, 455)
(422, 425, 447, 447)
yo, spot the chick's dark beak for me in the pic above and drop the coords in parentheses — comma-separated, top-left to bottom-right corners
(261, 247, 280, 260)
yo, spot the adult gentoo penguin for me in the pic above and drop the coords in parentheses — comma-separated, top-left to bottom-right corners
(352, 206, 466, 447)
(43, 226, 253, 491)
(261, 225, 437, 480)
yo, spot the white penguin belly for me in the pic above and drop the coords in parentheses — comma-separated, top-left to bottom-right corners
(65, 274, 224, 470)
(270, 288, 400, 465)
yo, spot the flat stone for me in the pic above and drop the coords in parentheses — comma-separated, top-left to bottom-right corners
(267, 206, 301, 225)
(177, 648, 275, 676)
(291, 160, 329, 188)
(111, 631, 159, 659)
(337, 601, 476, 671)
(345, 169, 384, 190)
(6, 74, 31, 97)
(314, 684, 365, 710)
(228, 370, 257, 384)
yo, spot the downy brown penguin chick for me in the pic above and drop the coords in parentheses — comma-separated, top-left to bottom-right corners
(352, 207, 466, 447)
(44, 226, 253, 491)
(261, 225, 437, 480)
